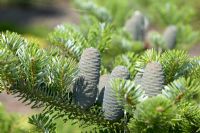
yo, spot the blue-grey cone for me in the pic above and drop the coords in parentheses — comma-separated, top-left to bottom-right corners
(141, 62, 164, 97)
(134, 72, 143, 86)
(163, 25, 177, 49)
(103, 66, 130, 121)
(96, 74, 110, 104)
(74, 47, 101, 109)
(111, 66, 130, 79)
(124, 11, 147, 41)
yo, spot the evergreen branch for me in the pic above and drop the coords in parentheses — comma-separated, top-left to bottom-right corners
(111, 79, 146, 113)
(0, 31, 27, 53)
(29, 113, 56, 133)
(49, 22, 113, 61)
(162, 77, 200, 104)
(135, 49, 161, 73)
(16, 44, 49, 90)
(128, 96, 176, 133)
(74, 0, 112, 22)
(174, 102, 200, 132)
(186, 56, 200, 80)
(180, 103, 200, 132)
(187, 65, 200, 80)
(87, 22, 113, 53)
(0, 32, 125, 132)
(0, 31, 28, 91)
(1, 31, 200, 132)
(48, 24, 85, 61)
(49, 56, 78, 93)
(160, 50, 190, 83)
(25, 90, 125, 132)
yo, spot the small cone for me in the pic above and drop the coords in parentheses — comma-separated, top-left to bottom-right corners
(141, 62, 165, 97)
(103, 66, 130, 121)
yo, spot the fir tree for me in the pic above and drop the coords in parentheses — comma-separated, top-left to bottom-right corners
(0, 28, 200, 133)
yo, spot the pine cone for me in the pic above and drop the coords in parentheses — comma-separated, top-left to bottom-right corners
(74, 48, 101, 109)
(163, 25, 177, 49)
(96, 74, 110, 104)
(103, 66, 130, 121)
(141, 62, 165, 97)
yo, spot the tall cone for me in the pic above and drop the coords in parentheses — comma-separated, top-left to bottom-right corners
(74, 48, 101, 109)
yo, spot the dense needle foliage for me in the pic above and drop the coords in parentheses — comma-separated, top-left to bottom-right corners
(0, 30, 199, 132)
(0, 0, 200, 133)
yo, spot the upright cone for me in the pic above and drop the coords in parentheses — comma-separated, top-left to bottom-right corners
(124, 11, 147, 41)
(141, 62, 165, 97)
(74, 48, 101, 109)
(103, 66, 130, 121)
(163, 25, 177, 49)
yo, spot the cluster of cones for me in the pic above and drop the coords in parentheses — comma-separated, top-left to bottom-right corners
(73, 47, 165, 121)
(124, 11, 177, 50)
